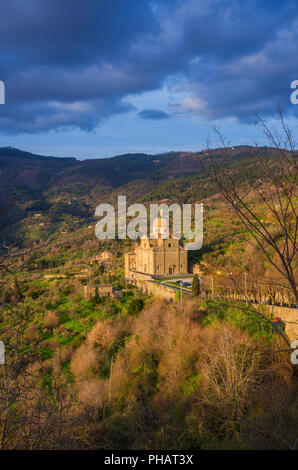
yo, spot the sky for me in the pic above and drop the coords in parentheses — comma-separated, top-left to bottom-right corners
(0, 0, 298, 159)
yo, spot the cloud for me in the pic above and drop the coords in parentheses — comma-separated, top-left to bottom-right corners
(160, 0, 298, 121)
(138, 109, 171, 120)
(0, 99, 134, 134)
(0, 0, 297, 133)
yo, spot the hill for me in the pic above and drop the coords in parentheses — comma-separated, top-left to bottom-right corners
(0, 144, 270, 221)
(1, 144, 296, 283)
(0, 145, 297, 450)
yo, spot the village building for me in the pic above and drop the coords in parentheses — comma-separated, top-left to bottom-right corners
(99, 251, 113, 262)
(92, 251, 113, 265)
(83, 284, 122, 299)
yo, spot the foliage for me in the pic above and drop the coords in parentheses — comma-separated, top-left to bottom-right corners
(192, 274, 200, 296)
(126, 298, 144, 316)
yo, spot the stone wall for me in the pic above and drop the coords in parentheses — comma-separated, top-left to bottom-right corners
(136, 279, 176, 302)
(263, 304, 298, 342)
(136, 281, 298, 342)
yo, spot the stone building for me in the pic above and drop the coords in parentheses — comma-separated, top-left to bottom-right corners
(92, 251, 113, 264)
(125, 215, 188, 280)
(98, 251, 113, 262)
(84, 284, 114, 299)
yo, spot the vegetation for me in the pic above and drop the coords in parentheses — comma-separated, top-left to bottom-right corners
(192, 274, 200, 296)
(1, 282, 297, 450)
(0, 138, 297, 450)
(205, 114, 298, 304)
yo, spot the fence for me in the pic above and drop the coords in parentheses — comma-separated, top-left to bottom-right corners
(202, 274, 296, 308)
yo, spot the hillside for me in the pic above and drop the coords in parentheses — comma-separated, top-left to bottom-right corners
(1, 144, 293, 280)
(1, 145, 268, 203)
(0, 144, 270, 225)
(0, 145, 297, 450)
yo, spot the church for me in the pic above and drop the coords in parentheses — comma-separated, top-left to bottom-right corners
(125, 214, 188, 281)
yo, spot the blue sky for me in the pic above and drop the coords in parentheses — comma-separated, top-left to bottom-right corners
(0, 0, 298, 159)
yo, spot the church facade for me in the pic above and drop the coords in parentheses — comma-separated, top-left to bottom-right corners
(125, 215, 188, 280)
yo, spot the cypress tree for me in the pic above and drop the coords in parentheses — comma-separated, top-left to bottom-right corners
(192, 274, 200, 296)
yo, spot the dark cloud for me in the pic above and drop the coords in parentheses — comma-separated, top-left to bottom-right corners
(0, 0, 158, 66)
(0, 99, 134, 134)
(0, 0, 297, 133)
(138, 109, 171, 120)
(156, 0, 298, 121)
(174, 18, 298, 121)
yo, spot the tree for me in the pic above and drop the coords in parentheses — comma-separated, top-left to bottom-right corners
(192, 274, 200, 296)
(127, 298, 144, 315)
(204, 109, 298, 304)
(91, 286, 100, 305)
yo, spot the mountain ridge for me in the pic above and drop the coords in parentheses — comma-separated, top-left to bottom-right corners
(0, 145, 280, 237)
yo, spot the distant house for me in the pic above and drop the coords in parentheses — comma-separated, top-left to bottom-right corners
(99, 251, 113, 261)
(84, 284, 117, 299)
(92, 251, 113, 264)
(98, 284, 114, 297)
